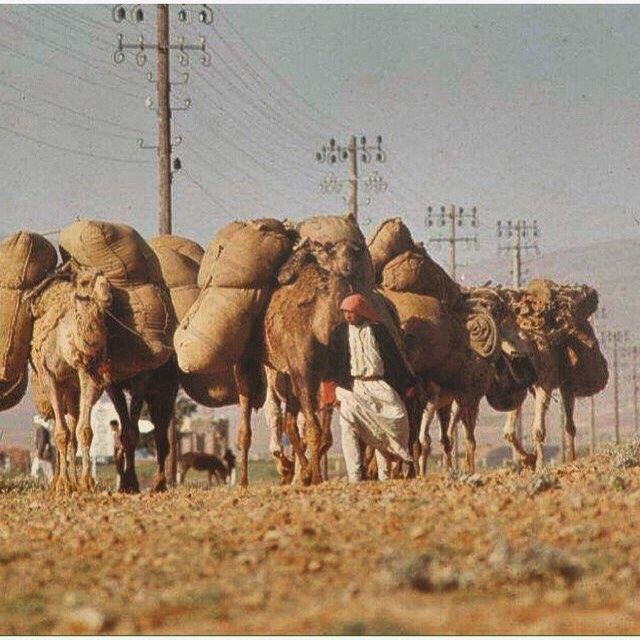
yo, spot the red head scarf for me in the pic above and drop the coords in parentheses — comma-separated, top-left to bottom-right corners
(340, 293, 380, 322)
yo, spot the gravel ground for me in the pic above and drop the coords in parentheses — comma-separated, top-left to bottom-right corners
(2, 447, 640, 634)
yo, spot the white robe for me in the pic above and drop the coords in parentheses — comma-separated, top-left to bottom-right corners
(337, 323, 411, 481)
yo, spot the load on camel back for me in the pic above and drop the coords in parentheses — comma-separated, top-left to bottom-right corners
(0, 231, 58, 411)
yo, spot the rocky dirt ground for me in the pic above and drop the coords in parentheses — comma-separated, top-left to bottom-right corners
(3, 444, 640, 635)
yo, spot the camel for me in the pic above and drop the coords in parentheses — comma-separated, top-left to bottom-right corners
(389, 286, 537, 474)
(28, 264, 113, 492)
(487, 281, 608, 469)
(263, 239, 362, 485)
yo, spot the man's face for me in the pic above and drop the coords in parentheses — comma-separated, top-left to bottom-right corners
(343, 309, 363, 325)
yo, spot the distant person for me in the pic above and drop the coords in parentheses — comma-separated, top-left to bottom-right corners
(110, 419, 125, 490)
(31, 421, 54, 483)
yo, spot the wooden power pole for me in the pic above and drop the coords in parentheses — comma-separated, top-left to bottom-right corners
(156, 4, 172, 235)
(316, 135, 386, 221)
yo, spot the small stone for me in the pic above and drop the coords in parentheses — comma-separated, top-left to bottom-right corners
(64, 606, 107, 633)
(409, 525, 427, 540)
(307, 559, 322, 572)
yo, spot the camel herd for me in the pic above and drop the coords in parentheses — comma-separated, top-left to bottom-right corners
(0, 214, 608, 493)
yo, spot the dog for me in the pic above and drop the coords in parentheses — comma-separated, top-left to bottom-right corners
(179, 449, 236, 486)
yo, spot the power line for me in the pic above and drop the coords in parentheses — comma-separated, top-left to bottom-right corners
(216, 7, 352, 132)
(0, 41, 144, 101)
(182, 168, 232, 216)
(0, 77, 147, 135)
(1, 12, 145, 92)
(0, 122, 153, 165)
(0, 98, 137, 141)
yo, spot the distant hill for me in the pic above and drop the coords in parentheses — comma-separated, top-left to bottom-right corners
(2, 237, 637, 454)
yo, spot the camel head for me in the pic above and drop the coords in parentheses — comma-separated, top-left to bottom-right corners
(70, 267, 113, 362)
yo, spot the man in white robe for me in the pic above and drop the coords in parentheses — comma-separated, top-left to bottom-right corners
(321, 293, 416, 482)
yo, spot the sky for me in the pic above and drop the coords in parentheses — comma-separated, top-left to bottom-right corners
(1, 4, 639, 267)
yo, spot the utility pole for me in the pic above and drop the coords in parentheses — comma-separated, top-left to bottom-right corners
(590, 306, 607, 453)
(113, 3, 212, 483)
(602, 329, 629, 445)
(633, 346, 639, 435)
(497, 219, 540, 457)
(426, 204, 479, 468)
(316, 135, 387, 221)
(113, 3, 212, 234)
(156, 4, 171, 235)
(426, 204, 479, 281)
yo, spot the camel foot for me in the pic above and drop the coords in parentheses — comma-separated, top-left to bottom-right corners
(79, 474, 96, 492)
(54, 474, 73, 495)
(119, 470, 140, 494)
(518, 452, 537, 469)
(151, 474, 167, 493)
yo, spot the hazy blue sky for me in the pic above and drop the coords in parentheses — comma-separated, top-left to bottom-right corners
(1, 4, 639, 267)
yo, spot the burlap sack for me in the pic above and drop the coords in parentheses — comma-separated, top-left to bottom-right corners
(297, 213, 364, 245)
(174, 286, 268, 374)
(148, 234, 204, 266)
(59, 220, 163, 287)
(367, 217, 414, 277)
(0, 366, 28, 412)
(381, 289, 452, 373)
(0, 232, 57, 382)
(198, 219, 292, 289)
(149, 237, 202, 323)
(108, 283, 175, 380)
(0, 231, 58, 289)
(381, 248, 461, 305)
(179, 370, 238, 408)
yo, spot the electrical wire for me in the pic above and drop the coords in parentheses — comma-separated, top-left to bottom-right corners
(0, 122, 153, 165)
(0, 41, 143, 101)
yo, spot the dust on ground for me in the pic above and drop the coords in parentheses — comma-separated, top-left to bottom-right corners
(2, 447, 640, 635)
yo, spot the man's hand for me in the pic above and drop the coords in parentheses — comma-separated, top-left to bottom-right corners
(320, 380, 337, 407)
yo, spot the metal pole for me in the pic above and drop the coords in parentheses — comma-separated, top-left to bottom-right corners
(347, 135, 358, 220)
(157, 4, 172, 235)
(590, 395, 596, 454)
(449, 204, 458, 468)
(512, 222, 523, 454)
(614, 335, 620, 444)
(559, 394, 566, 463)
(634, 347, 638, 435)
(449, 204, 456, 282)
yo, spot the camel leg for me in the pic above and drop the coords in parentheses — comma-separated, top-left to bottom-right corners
(532, 386, 551, 471)
(146, 372, 177, 493)
(297, 386, 323, 484)
(65, 413, 79, 490)
(503, 408, 536, 468)
(284, 398, 310, 485)
(447, 402, 463, 471)
(48, 378, 71, 494)
(460, 403, 479, 473)
(418, 401, 437, 476)
(318, 407, 333, 475)
(264, 379, 294, 484)
(180, 465, 189, 485)
(232, 364, 253, 488)
(438, 405, 453, 469)
(76, 369, 100, 492)
(107, 386, 140, 493)
(560, 387, 577, 462)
